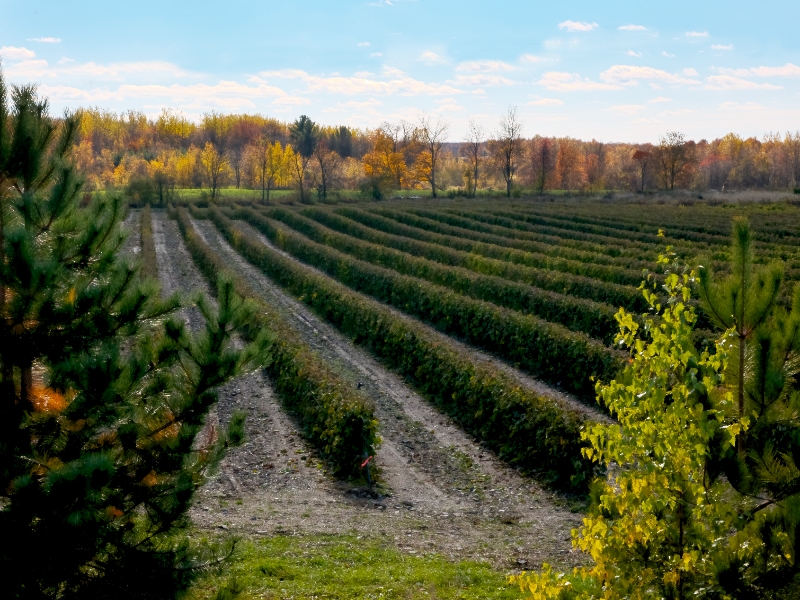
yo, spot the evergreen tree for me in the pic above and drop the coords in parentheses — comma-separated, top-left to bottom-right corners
(698, 217, 800, 598)
(0, 70, 269, 599)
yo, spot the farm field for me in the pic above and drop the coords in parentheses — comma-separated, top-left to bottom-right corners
(136, 197, 800, 598)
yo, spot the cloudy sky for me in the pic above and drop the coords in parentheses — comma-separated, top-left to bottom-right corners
(1, 0, 799, 142)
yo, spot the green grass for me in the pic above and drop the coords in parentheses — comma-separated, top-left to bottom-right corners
(186, 534, 519, 600)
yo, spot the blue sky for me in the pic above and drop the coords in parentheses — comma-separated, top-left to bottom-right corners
(1, 0, 799, 142)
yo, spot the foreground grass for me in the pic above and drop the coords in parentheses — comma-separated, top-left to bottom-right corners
(186, 534, 519, 600)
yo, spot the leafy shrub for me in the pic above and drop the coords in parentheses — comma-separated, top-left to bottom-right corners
(210, 208, 603, 491)
(171, 207, 378, 477)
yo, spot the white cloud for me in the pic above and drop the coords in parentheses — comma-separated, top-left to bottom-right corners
(370, 52, 383, 57)
(619, 24, 647, 31)
(711, 44, 734, 51)
(717, 63, 800, 78)
(455, 60, 515, 72)
(271, 96, 310, 106)
(419, 51, 448, 65)
(660, 109, 696, 116)
(260, 68, 462, 96)
(525, 97, 564, 106)
(686, 31, 710, 38)
(558, 20, 599, 32)
(683, 68, 699, 76)
(58, 57, 75, 64)
(705, 75, 783, 90)
(607, 104, 646, 115)
(719, 101, 765, 111)
(537, 71, 621, 91)
(450, 73, 516, 86)
(0, 46, 36, 60)
(520, 54, 547, 64)
(648, 96, 672, 103)
(322, 98, 383, 114)
(600, 65, 701, 85)
(358, 42, 370, 47)
(28, 37, 61, 43)
(661, 51, 675, 57)
(627, 50, 642, 57)
(436, 102, 463, 112)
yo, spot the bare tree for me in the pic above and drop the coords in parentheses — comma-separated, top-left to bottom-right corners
(312, 139, 341, 200)
(417, 113, 449, 198)
(783, 131, 800, 189)
(489, 106, 523, 197)
(657, 131, 691, 190)
(632, 149, 652, 192)
(462, 119, 484, 197)
(530, 136, 552, 195)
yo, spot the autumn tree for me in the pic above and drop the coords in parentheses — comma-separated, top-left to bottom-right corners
(416, 113, 449, 198)
(288, 115, 319, 202)
(361, 128, 406, 199)
(782, 130, 800, 189)
(529, 136, 552, 195)
(632, 148, 652, 192)
(488, 106, 523, 197)
(657, 131, 693, 190)
(200, 141, 228, 200)
(461, 119, 483, 197)
(0, 72, 269, 599)
(251, 136, 284, 201)
(312, 138, 341, 200)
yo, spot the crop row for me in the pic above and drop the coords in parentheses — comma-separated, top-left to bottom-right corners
(262, 207, 620, 344)
(170, 206, 378, 478)
(208, 207, 600, 491)
(332, 207, 648, 312)
(238, 207, 623, 398)
(140, 204, 159, 280)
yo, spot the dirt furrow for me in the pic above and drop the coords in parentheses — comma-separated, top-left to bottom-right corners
(191, 215, 583, 569)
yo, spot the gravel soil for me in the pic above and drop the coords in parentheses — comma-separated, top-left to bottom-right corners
(144, 210, 585, 572)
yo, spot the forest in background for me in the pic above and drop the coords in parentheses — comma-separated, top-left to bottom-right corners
(71, 106, 800, 202)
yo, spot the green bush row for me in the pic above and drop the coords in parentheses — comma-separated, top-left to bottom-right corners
(170, 206, 378, 478)
(331, 207, 649, 312)
(441, 209, 658, 269)
(140, 204, 159, 280)
(209, 208, 600, 491)
(236, 208, 624, 397)
(265, 207, 620, 344)
(400, 208, 651, 285)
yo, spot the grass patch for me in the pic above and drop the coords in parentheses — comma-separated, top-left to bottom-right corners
(186, 534, 518, 599)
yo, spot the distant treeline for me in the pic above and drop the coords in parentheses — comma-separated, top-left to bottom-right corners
(71, 107, 800, 201)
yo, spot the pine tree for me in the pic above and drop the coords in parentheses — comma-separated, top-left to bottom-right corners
(0, 70, 269, 599)
(698, 217, 800, 598)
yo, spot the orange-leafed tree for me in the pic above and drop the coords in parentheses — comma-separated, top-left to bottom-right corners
(361, 128, 407, 199)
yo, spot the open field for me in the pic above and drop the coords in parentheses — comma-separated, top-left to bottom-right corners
(130, 197, 800, 599)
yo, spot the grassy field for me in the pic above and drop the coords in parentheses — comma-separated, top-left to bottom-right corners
(187, 534, 519, 600)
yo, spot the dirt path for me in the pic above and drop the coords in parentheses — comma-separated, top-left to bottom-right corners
(178, 214, 583, 570)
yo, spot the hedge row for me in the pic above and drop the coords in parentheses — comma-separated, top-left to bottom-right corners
(208, 208, 600, 491)
(403, 208, 658, 271)
(443, 209, 659, 270)
(170, 206, 378, 478)
(140, 204, 159, 279)
(236, 207, 624, 397)
(264, 207, 620, 343)
(331, 207, 649, 312)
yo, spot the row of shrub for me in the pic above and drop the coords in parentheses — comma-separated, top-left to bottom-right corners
(331, 207, 649, 312)
(236, 207, 624, 397)
(440, 209, 659, 269)
(170, 206, 378, 478)
(405, 208, 657, 274)
(264, 207, 620, 344)
(140, 204, 159, 280)
(208, 207, 601, 491)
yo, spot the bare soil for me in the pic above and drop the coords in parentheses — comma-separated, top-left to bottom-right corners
(143, 210, 585, 572)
